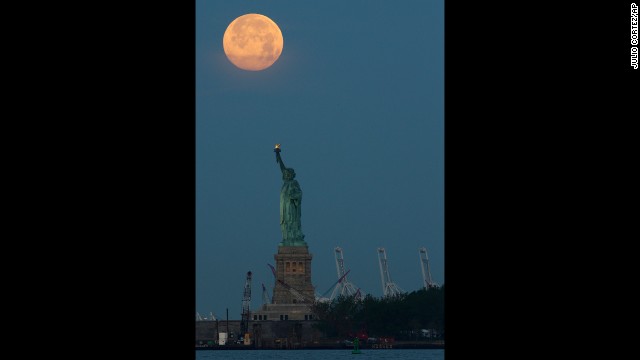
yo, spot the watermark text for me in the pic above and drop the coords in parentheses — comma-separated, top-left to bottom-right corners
(632, 3, 638, 68)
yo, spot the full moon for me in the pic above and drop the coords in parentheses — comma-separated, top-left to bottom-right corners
(222, 14, 284, 71)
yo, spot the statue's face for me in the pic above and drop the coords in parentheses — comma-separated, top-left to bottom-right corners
(283, 169, 295, 180)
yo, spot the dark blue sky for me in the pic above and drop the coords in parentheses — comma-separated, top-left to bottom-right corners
(196, 0, 444, 320)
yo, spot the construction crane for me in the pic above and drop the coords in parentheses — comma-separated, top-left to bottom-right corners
(261, 283, 271, 306)
(419, 247, 438, 290)
(317, 269, 351, 301)
(240, 271, 252, 337)
(377, 248, 403, 298)
(329, 247, 363, 301)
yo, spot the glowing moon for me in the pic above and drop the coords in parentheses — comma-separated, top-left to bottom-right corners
(223, 14, 284, 71)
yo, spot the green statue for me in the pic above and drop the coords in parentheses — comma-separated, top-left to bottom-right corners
(274, 144, 306, 246)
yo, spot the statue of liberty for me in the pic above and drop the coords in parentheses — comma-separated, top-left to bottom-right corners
(274, 144, 306, 246)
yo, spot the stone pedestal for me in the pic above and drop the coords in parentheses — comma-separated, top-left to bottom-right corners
(272, 246, 315, 304)
(253, 246, 317, 322)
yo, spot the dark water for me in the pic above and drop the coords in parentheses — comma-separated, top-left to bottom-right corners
(196, 349, 444, 360)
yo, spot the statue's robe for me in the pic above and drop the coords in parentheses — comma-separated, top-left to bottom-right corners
(280, 179, 303, 243)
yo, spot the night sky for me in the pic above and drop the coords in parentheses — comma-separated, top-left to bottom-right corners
(196, 0, 444, 320)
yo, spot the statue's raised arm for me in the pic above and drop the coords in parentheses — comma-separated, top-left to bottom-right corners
(274, 144, 286, 173)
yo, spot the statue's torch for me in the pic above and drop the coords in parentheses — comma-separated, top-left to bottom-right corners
(274, 144, 281, 163)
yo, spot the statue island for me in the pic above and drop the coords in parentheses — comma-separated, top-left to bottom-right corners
(251, 144, 317, 330)
(197, 145, 324, 349)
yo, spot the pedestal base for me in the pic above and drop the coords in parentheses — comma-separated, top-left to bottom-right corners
(252, 303, 316, 321)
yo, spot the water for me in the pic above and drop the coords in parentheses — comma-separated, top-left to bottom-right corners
(195, 349, 444, 360)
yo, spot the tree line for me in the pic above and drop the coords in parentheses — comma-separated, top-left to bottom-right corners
(311, 285, 444, 340)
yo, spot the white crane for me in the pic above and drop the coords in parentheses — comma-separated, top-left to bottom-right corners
(196, 312, 217, 321)
(377, 247, 403, 298)
(329, 247, 363, 301)
(419, 247, 438, 290)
